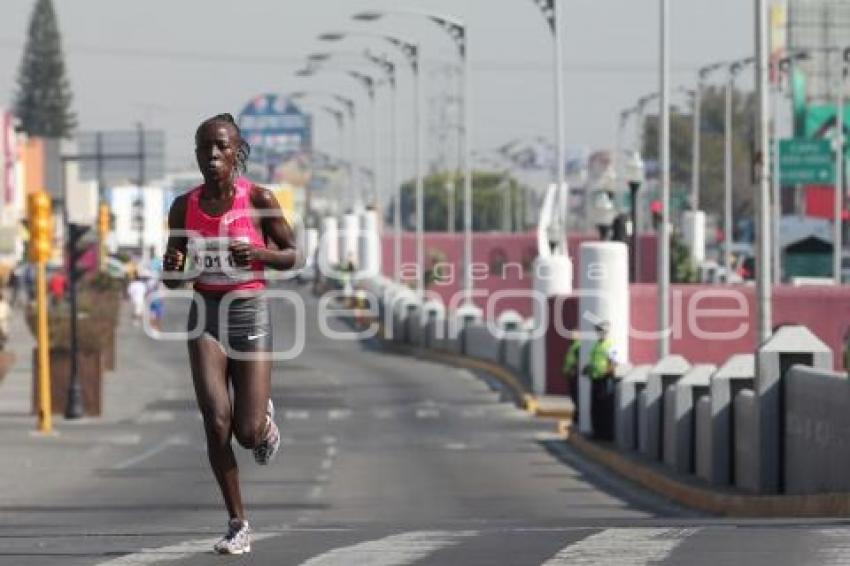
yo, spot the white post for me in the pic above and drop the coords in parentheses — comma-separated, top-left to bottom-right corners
(462, 40, 475, 306)
(658, 0, 671, 358)
(415, 57, 425, 297)
(553, 0, 567, 237)
(724, 71, 734, 280)
(835, 70, 844, 284)
(392, 74, 402, 283)
(755, 0, 772, 343)
(772, 82, 782, 284)
(371, 90, 379, 211)
(692, 82, 701, 210)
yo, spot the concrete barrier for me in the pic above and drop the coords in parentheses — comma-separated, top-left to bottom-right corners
(697, 354, 755, 486)
(463, 323, 501, 364)
(785, 365, 850, 495)
(639, 355, 690, 461)
(756, 326, 832, 494)
(734, 389, 759, 493)
(615, 365, 652, 451)
(663, 364, 716, 475)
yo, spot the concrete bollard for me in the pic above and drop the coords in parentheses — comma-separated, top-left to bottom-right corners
(452, 303, 483, 356)
(319, 217, 339, 276)
(734, 389, 759, 493)
(496, 310, 524, 366)
(421, 300, 446, 350)
(531, 255, 573, 397)
(756, 325, 832, 494)
(615, 365, 652, 451)
(340, 213, 359, 268)
(785, 365, 850, 494)
(664, 364, 716, 475)
(697, 354, 755, 486)
(357, 210, 381, 278)
(577, 242, 629, 435)
(639, 355, 690, 461)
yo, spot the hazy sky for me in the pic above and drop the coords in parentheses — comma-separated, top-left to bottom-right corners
(0, 0, 756, 179)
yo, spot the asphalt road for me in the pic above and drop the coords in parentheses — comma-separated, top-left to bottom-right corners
(2, 285, 850, 565)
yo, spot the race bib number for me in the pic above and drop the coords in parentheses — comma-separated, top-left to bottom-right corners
(188, 237, 251, 283)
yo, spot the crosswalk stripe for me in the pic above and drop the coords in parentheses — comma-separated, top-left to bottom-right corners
(296, 530, 477, 566)
(812, 529, 850, 565)
(540, 528, 697, 565)
(95, 533, 276, 565)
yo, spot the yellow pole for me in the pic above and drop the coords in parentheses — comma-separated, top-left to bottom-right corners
(36, 261, 51, 433)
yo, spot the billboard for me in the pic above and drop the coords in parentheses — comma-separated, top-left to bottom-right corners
(238, 94, 312, 184)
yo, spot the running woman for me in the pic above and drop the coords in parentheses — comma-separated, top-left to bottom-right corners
(162, 113, 298, 555)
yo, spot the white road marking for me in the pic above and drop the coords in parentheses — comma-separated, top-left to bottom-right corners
(95, 533, 276, 565)
(812, 529, 850, 565)
(460, 408, 486, 418)
(541, 528, 697, 565)
(111, 436, 189, 471)
(322, 435, 337, 445)
(135, 411, 175, 424)
(326, 446, 338, 458)
(415, 408, 440, 419)
(321, 459, 333, 470)
(444, 442, 468, 451)
(316, 474, 330, 482)
(285, 410, 310, 420)
(309, 486, 324, 499)
(328, 409, 352, 421)
(296, 530, 477, 566)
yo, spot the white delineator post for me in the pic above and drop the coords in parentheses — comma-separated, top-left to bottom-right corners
(578, 242, 630, 435)
(341, 213, 359, 268)
(681, 210, 706, 266)
(358, 209, 381, 278)
(319, 216, 339, 274)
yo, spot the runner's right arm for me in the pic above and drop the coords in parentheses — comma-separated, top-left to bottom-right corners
(163, 195, 189, 290)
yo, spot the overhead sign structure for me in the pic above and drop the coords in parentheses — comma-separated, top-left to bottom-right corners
(238, 94, 312, 183)
(77, 130, 165, 185)
(779, 138, 835, 185)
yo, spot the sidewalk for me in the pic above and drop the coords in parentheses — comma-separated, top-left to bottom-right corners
(0, 301, 191, 504)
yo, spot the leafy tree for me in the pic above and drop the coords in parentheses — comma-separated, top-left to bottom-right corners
(391, 171, 530, 232)
(642, 86, 757, 230)
(14, 0, 76, 137)
(671, 234, 697, 283)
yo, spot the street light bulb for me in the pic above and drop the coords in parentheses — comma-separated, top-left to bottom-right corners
(319, 32, 345, 42)
(353, 11, 384, 21)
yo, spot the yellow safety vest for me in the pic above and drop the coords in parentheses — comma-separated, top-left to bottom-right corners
(563, 340, 580, 374)
(589, 338, 614, 380)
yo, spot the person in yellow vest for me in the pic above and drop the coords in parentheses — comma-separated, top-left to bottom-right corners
(582, 320, 618, 440)
(562, 338, 581, 417)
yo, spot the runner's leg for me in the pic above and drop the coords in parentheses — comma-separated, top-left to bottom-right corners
(229, 357, 272, 449)
(189, 336, 244, 520)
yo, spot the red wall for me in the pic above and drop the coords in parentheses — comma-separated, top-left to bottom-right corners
(628, 284, 849, 370)
(380, 231, 658, 317)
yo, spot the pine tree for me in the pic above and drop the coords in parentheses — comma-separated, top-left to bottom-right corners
(14, 0, 76, 138)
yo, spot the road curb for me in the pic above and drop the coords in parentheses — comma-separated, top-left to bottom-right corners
(565, 429, 850, 517)
(380, 339, 573, 420)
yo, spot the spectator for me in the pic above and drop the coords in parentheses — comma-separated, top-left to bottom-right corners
(582, 320, 618, 440)
(127, 275, 147, 325)
(48, 270, 67, 308)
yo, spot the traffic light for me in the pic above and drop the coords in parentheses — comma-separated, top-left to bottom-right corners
(97, 202, 110, 237)
(68, 224, 90, 283)
(27, 192, 53, 263)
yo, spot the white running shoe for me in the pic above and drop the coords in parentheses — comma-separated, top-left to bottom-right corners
(253, 399, 280, 465)
(213, 518, 251, 555)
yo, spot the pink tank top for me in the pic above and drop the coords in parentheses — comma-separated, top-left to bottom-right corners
(184, 177, 266, 293)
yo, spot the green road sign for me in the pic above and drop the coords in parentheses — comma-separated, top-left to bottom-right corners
(779, 138, 835, 185)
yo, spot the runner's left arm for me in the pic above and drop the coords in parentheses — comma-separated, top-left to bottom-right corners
(230, 185, 299, 270)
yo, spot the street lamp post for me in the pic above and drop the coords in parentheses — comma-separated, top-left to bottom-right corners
(658, 0, 671, 358)
(322, 32, 423, 289)
(724, 58, 754, 281)
(755, 0, 772, 344)
(353, 9, 477, 308)
(530, 0, 568, 245)
(693, 63, 726, 211)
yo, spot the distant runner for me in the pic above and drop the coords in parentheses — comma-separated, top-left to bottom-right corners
(162, 113, 298, 555)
